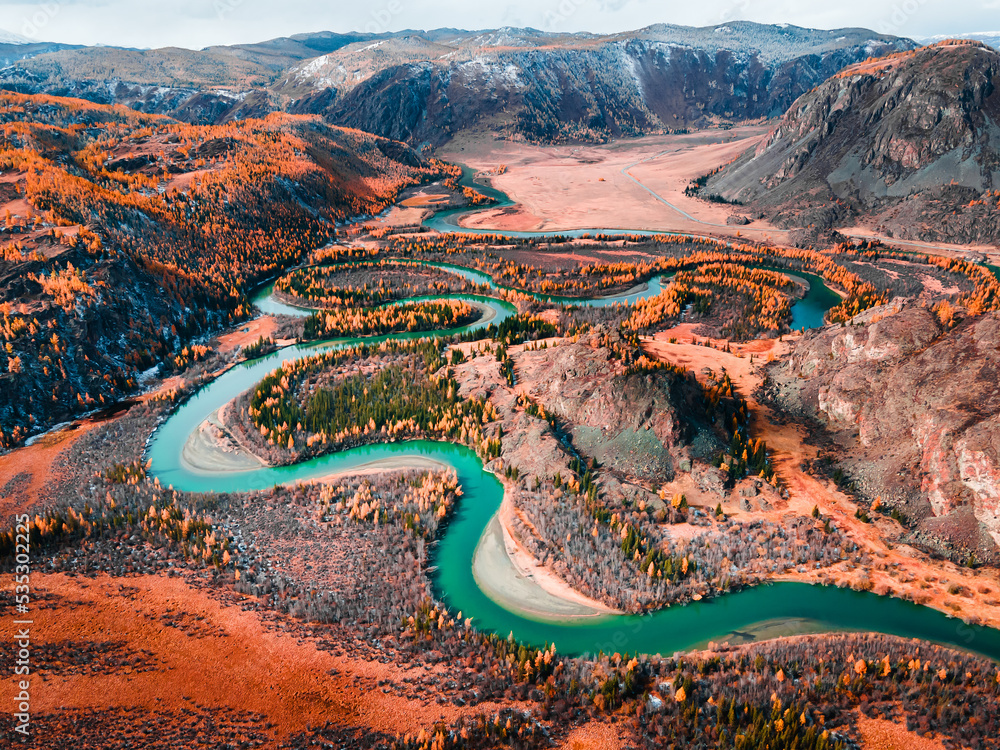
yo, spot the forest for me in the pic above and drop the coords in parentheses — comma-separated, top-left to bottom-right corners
(0, 91, 440, 449)
(274, 260, 486, 308)
(302, 299, 481, 340)
(241, 339, 500, 464)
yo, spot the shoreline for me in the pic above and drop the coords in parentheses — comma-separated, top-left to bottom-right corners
(181, 400, 268, 474)
(472, 494, 624, 622)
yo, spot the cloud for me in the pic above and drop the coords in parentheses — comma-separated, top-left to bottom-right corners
(2, 0, 994, 49)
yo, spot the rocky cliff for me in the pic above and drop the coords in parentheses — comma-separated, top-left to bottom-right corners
(286, 23, 911, 145)
(707, 41, 1000, 243)
(0, 23, 911, 144)
(766, 303, 1000, 561)
(516, 341, 722, 491)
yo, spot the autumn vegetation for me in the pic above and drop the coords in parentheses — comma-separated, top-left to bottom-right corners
(301, 299, 481, 340)
(274, 261, 485, 309)
(0, 91, 440, 449)
(7, 82, 1000, 750)
(3, 388, 998, 748)
(237, 340, 501, 465)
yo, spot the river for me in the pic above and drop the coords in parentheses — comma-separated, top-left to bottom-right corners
(145, 194, 1000, 661)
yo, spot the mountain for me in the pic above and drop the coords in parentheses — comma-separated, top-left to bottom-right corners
(0, 29, 35, 45)
(703, 40, 1000, 244)
(280, 23, 914, 145)
(0, 23, 914, 144)
(917, 31, 1000, 50)
(0, 29, 81, 67)
(0, 91, 435, 449)
(768, 303, 1000, 562)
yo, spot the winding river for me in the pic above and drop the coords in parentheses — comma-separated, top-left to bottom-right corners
(255, 258, 835, 331)
(146, 203, 1000, 661)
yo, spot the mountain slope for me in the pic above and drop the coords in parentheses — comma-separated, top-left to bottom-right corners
(0, 40, 81, 67)
(0, 23, 913, 143)
(0, 29, 35, 45)
(0, 92, 436, 450)
(705, 41, 1000, 243)
(768, 303, 1000, 561)
(284, 23, 913, 145)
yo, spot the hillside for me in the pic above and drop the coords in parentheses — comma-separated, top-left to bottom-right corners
(0, 40, 81, 66)
(917, 31, 1000, 50)
(0, 92, 436, 450)
(275, 23, 914, 144)
(767, 302, 1000, 562)
(0, 31, 384, 124)
(704, 41, 1000, 244)
(0, 23, 913, 143)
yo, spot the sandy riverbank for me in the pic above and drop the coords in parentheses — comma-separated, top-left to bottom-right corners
(181, 402, 266, 474)
(472, 495, 623, 621)
(304, 456, 450, 486)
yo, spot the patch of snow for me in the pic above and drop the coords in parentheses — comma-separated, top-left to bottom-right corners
(297, 54, 332, 78)
(457, 57, 523, 88)
(24, 421, 73, 447)
(0, 29, 35, 45)
(620, 50, 645, 99)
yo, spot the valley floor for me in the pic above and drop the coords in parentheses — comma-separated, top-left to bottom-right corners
(439, 128, 1000, 264)
(439, 126, 787, 243)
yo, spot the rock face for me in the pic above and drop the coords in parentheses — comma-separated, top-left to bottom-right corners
(767, 304, 1000, 559)
(290, 24, 910, 145)
(0, 23, 911, 142)
(707, 41, 1000, 244)
(516, 341, 720, 489)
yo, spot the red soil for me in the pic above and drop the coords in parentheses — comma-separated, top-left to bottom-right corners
(0, 572, 519, 739)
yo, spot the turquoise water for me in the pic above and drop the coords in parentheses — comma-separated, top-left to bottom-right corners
(143, 292, 1000, 662)
(253, 259, 669, 315)
(149, 427, 1000, 661)
(151, 295, 516, 488)
(142, 185, 1000, 662)
(257, 259, 836, 325)
(755, 267, 841, 331)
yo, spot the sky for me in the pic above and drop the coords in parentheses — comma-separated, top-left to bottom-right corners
(2, 0, 999, 50)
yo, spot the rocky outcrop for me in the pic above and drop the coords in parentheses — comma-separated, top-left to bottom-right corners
(0, 23, 911, 141)
(707, 41, 1000, 243)
(516, 341, 720, 489)
(300, 25, 910, 145)
(767, 303, 1000, 559)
